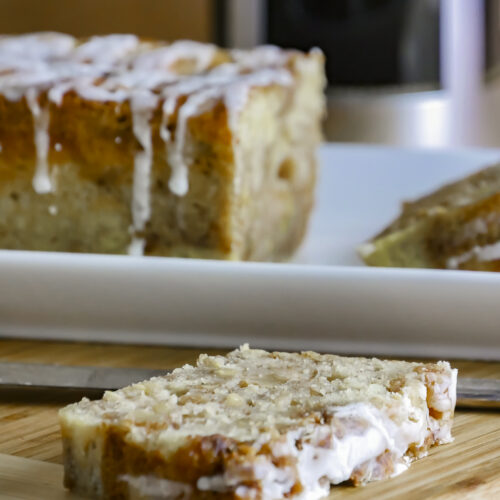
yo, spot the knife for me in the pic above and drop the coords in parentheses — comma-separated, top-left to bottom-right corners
(0, 362, 498, 409)
(0, 362, 166, 393)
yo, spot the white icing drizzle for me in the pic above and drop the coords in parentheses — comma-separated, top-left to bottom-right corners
(446, 241, 500, 269)
(161, 65, 293, 196)
(105, 69, 179, 93)
(0, 32, 75, 59)
(73, 34, 140, 64)
(71, 82, 129, 103)
(358, 242, 376, 259)
(128, 237, 146, 257)
(196, 400, 431, 500)
(159, 105, 172, 143)
(158, 65, 239, 152)
(120, 474, 193, 499)
(47, 72, 98, 106)
(231, 45, 288, 70)
(25, 89, 52, 194)
(128, 91, 158, 256)
(167, 87, 221, 196)
(133, 40, 216, 73)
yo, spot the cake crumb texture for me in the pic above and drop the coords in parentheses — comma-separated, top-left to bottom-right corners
(59, 345, 457, 499)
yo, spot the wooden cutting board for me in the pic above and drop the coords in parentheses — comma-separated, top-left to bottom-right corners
(0, 453, 80, 500)
(1, 340, 500, 499)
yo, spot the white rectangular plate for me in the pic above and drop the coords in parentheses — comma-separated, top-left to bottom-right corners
(2, 144, 500, 359)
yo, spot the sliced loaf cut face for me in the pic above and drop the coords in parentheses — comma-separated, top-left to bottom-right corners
(359, 163, 500, 270)
(59, 346, 457, 500)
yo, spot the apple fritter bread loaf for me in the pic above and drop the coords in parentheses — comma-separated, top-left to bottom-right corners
(59, 345, 457, 499)
(0, 33, 325, 259)
(359, 163, 500, 270)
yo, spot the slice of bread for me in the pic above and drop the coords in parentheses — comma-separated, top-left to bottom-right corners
(59, 346, 457, 499)
(0, 34, 325, 260)
(359, 163, 500, 270)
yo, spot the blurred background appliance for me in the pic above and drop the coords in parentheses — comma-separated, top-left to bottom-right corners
(220, 0, 500, 148)
(1, 0, 499, 147)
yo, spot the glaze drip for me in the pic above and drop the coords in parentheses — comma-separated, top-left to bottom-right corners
(128, 91, 158, 255)
(25, 89, 52, 194)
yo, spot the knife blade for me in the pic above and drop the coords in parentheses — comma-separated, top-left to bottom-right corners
(454, 377, 500, 409)
(0, 363, 498, 409)
(0, 362, 166, 392)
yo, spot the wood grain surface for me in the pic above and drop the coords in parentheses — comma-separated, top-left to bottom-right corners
(0, 338, 499, 499)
